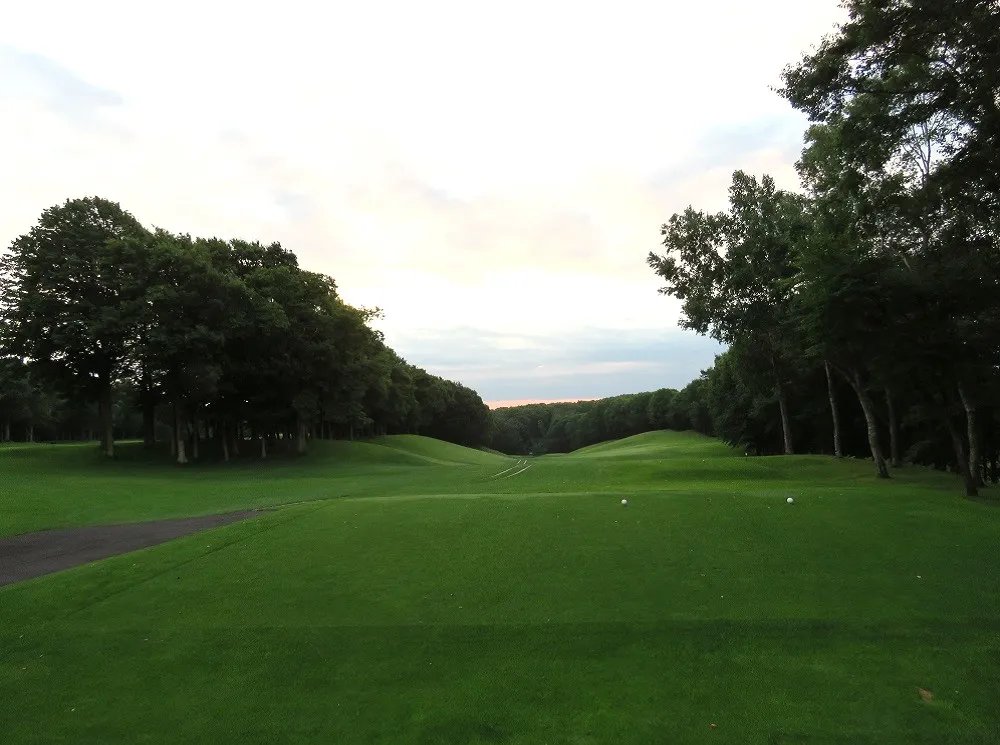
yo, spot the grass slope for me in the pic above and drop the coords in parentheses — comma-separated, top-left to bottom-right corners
(0, 437, 502, 537)
(1, 432, 999, 744)
(568, 429, 732, 458)
(367, 434, 513, 466)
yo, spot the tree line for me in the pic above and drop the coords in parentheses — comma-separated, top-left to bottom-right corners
(486, 389, 680, 455)
(646, 0, 999, 496)
(0, 198, 489, 460)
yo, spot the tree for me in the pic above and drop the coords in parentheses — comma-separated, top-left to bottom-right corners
(648, 171, 807, 454)
(0, 197, 148, 457)
(647, 388, 676, 430)
(779, 0, 1000, 211)
(0, 357, 32, 441)
(135, 232, 235, 464)
(780, 0, 1000, 492)
(706, 343, 786, 454)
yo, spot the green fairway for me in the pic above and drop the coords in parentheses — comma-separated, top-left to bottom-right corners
(1, 432, 999, 744)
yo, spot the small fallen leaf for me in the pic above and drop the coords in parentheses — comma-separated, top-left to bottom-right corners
(919, 688, 933, 701)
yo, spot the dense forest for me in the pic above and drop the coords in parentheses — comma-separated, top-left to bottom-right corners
(645, 0, 1000, 496)
(0, 201, 489, 460)
(492, 1, 1000, 497)
(487, 391, 678, 455)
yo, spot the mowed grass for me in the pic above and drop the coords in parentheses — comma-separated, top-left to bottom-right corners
(1, 432, 999, 744)
(0, 438, 515, 537)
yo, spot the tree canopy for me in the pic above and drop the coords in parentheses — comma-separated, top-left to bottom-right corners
(0, 198, 490, 460)
(646, 0, 1000, 495)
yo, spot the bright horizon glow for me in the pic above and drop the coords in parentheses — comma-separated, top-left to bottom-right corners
(0, 0, 846, 402)
(487, 398, 600, 410)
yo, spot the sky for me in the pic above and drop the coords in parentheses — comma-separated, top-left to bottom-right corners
(0, 0, 846, 408)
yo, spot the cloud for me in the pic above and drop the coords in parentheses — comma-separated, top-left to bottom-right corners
(204, 123, 804, 301)
(388, 325, 725, 401)
(648, 116, 808, 194)
(0, 46, 122, 127)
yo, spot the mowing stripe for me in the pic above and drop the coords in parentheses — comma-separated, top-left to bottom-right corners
(489, 460, 525, 478)
(499, 463, 532, 479)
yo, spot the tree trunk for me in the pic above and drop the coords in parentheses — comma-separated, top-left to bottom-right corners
(142, 370, 156, 449)
(174, 398, 188, 465)
(189, 411, 200, 461)
(776, 383, 793, 454)
(260, 434, 267, 459)
(221, 426, 230, 463)
(296, 418, 308, 454)
(176, 429, 187, 465)
(170, 398, 176, 457)
(98, 382, 115, 458)
(985, 415, 998, 484)
(824, 360, 842, 458)
(26, 422, 34, 443)
(943, 410, 978, 497)
(957, 384, 982, 486)
(2, 419, 9, 442)
(845, 367, 889, 479)
(885, 387, 901, 468)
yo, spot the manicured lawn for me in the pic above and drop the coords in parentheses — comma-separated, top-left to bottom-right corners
(1, 432, 998, 743)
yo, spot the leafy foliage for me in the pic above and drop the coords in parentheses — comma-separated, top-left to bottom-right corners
(0, 202, 490, 458)
(642, 1, 1000, 493)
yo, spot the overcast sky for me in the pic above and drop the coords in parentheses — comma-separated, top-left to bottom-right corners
(1, 0, 845, 407)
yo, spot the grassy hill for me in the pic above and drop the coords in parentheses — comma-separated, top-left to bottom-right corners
(0, 436, 507, 537)
(1, 432, 998, 743)
(368, 434, 513, 466)
(567, 428, 733, 458)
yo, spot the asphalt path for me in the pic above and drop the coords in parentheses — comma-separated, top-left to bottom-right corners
(0, 510, 268, 587)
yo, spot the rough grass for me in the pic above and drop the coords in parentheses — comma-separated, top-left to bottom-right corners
(1, 432, 998, 744)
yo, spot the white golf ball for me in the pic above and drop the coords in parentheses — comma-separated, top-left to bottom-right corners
(621, 499, 628, 506)
(786, 497, 794, 504)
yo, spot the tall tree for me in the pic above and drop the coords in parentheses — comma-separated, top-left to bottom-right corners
(137, 232, 234, 464)
(783, 0, 1000, 490)
(0, 197, 147, 457)
(824, 360, 843, 458)
(779, 0, 1000, 211)
(648, 171, 807, 454)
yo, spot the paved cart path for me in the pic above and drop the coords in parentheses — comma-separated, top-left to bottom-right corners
(0, 510, 268, 587)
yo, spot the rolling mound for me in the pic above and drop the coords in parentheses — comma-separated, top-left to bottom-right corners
(568, 430, 735, 459)
(367, 435, 512, 466)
